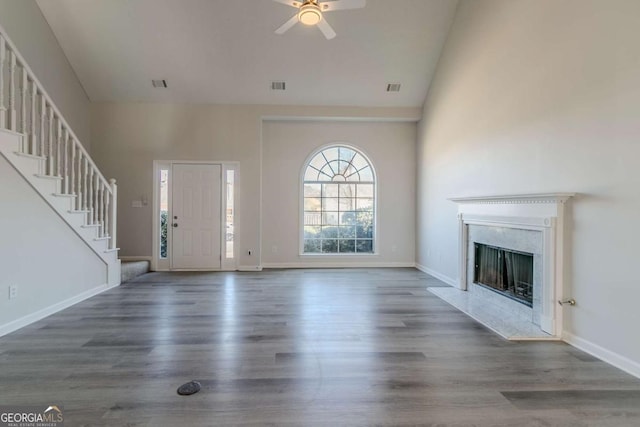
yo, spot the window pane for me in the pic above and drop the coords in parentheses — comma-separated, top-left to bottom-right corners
(359, 166, 373, 181)
(339, 239, 356, 253)
(159, 169, 169, 259)
(322, 239, 339, 253)
(320, 164, 334, 179)
(304, 167, 319, 181)
(345, 171, 360, 181)
(357, 211, 373, 224)
(340, 211, 357, 225)
(351, 154, 369, 170)
(328, 160, 340, 176)
(310, 153, 327, 171)
(304, 183, 321, 197)
(322, 198, 339, 211)
(339, 198, 355, 211)
(323, 183, 339, 197)
(356, 225, 373, 239)
(323, 212, 339, 225)
(339, 226, 355, 238)
(356, 184, 374, 198)
(356, 198, 373, 210)
(304, 198, 321, 211)
(321, 226, 339, 239)
(304, 212, 322, 225)
(339, 184, 356, 198)
(304, 226, 321, 238)
(225, 169, 235, 259)
(356, 239, 373, 253)
(304, 239, 321, 253)
(339, 147, 356, 163)
(323, 147, 339, 162)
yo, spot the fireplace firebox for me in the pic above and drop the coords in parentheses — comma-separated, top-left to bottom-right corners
(473, 243, 534, 307)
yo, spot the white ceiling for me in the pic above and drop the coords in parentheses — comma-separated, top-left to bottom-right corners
(37, 0, 458, 107)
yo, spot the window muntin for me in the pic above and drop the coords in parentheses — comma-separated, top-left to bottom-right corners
(302, 146, 375, 254)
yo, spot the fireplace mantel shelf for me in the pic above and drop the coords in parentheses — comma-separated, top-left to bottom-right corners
(449, 193, 575, 205)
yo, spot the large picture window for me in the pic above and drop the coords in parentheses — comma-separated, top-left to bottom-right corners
(302, 145, 375, 254)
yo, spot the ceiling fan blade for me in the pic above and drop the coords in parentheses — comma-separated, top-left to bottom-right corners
(275, 14, 299, 35)
(272, 0, 302, 8)
(317, 18, 336, 40)
(320, 0, 366, 12)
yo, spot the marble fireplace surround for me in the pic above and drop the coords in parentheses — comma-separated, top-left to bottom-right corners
(449, 193, 574, 339)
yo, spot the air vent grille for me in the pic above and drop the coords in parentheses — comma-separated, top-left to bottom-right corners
(386, 83, 401, 92)
(271, 81, 286, 91)
(152, 79, 168, 88)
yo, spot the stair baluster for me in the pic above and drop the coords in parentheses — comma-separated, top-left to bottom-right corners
(110, 179, 118, 250)
(47, 106, 54, 175)
(30, 80, 37, 155)
(8, 51, 16, 131)
(20, 67, 27, 149)
(0, 35, 6, 128)
(83, 157, 88, 211)
(70, 139, 75, 196)
(56, 119, 61, 177)
(39, 94, 45, 157)
(63, 128, 69, 193)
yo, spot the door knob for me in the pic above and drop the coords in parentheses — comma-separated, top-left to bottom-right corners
(172, 223, 178, 228)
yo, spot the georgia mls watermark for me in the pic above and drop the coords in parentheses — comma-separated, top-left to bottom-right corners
(0, 406, 63, 427)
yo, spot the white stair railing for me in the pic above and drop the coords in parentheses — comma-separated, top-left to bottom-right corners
(0, 29, 117, 251)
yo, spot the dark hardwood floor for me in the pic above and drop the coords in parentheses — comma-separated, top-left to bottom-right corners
(1, 268, 639, 426)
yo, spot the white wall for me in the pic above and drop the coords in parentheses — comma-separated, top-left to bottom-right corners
(262, 120, 416, 267)
(0, 0, 91, 146)
(0, 153, 107, 333)
(417, 0, 640, 372)
(90, 103, 420, 269)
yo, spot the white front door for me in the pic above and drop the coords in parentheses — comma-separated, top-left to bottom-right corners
(171, 163, 222, 269)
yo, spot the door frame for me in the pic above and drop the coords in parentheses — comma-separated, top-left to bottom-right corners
(152, 160, 239, 272)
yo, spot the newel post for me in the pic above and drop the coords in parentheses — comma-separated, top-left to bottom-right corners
(109, 178, 118, 250)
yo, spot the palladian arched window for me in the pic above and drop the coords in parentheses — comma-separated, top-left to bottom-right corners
(302, 145, 375, 254)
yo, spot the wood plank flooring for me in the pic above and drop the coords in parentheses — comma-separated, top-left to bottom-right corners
(1, 268, 640, 426)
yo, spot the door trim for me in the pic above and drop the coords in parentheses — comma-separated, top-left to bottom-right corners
(152, 160, 239, 272)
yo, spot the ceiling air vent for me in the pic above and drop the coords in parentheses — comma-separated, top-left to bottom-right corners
(152, 79, 168, 88)
(386, 83, 401, 92)
(271, 81, 286, 91)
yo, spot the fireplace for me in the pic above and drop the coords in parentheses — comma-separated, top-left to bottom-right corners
(473, 243, 534, 307)
(447, 193, 574, 338)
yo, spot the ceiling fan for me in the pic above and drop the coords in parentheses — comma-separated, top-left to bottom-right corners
(273, 0, 366, 40)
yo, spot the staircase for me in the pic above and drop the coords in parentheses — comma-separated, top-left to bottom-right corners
(0, 29, 120, 286)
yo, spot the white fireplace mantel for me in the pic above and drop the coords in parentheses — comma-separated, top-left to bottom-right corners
(450, 193, 575, 338)
(449, 193, 575, 205)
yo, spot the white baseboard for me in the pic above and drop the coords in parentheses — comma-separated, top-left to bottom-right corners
(262, 261, 415, 269)
(563, 332, 640, 380)
(415, 263, 457, 287)
(119, 256, 152, 262)
(0, 283, 118, 338)
(238, 265, 263, 272)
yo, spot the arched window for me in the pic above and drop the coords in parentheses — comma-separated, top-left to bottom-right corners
(302, 145, 375, 254)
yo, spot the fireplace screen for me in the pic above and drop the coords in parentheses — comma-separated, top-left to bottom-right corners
(474, 243, 534, 307)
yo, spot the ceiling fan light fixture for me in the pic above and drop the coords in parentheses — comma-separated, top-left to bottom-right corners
(298, 4, 322, 26)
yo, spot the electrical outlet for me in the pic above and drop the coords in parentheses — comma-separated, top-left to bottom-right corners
(8, 285, 17, 300)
